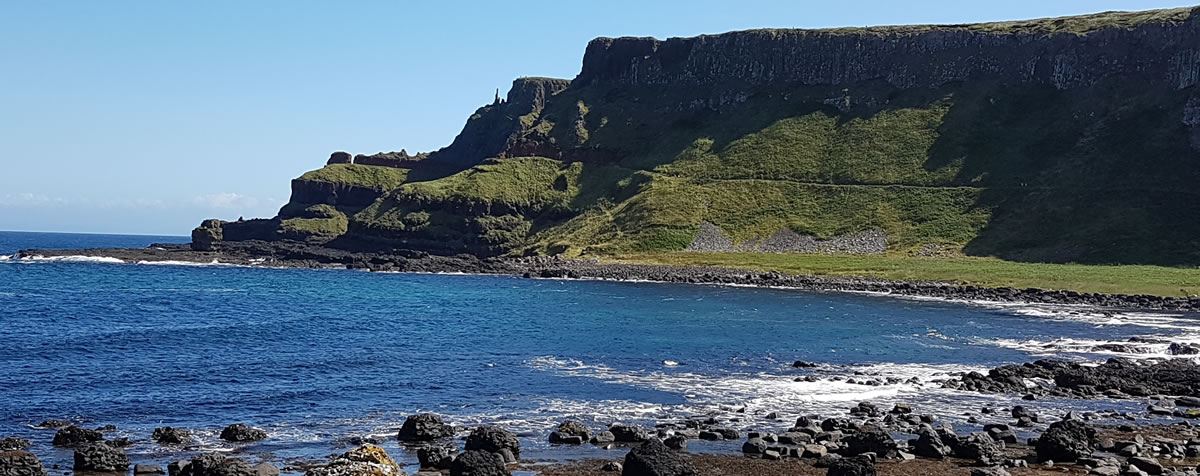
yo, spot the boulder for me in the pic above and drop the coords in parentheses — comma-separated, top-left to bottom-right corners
(842, 426, 896, 457)
(549, 420, 590, 445)
(601, 461, 623, 472)
(73, 443, 131, 472)
(592, 431, 617, 445)
(305, 445, 406, 476)
(663, 435, 687, 451)
(622, 439, 698, 476)
(955, 432, 1003, 467)
(417, 445, 457, 470)
(610, 424, 650, 443)
(252, 463, 279, 476)
(913, 427, 950, 458)
(153, 426, 191, 444)
(52, 426, 104, 446)
(449, 450, 508, 476)
(1035, 419, 1097, 462)
(135, 464, 167, 474)
(0, 450, 48, 476)
(826, 455, 876, 476)
(465, 427, 520, 462)
(398, 414, 455, 442)
(1011, 406, 1038, 421)
(0, 438, 30, 451)
(1127, 456, 1164, 475)
(178, 454, 257, 476)
(742, 438, 766, 455)
(220, 424, 267, 442)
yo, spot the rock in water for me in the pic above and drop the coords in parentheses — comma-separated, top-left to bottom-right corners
(176, 454, 257, 476)
(219, 424, 267, 442)
(52, 426, 104, 446)
(826, 455, 876, 476)
(609, 423, 650, 443)
(549, 420, 590, 444)
(0, 438, 31, 451)
(1035, 419, 1097, 462)
(417, 445, 457, 470)
(449, 450, 509, 476)
(0, 450, 49, 476)
(73, 443, 131, 472)
(622, 439, 698, 476)
(153, 427, 191, 444)
(135, 464, 167, 474)
(465, 427, 521, 462)
(305, 445, 406, 476)
(397, 414, 455, 442)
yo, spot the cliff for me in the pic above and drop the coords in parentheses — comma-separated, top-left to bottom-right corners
(196, 7, 1200, 265)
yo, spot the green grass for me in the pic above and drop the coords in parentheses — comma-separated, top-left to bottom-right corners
(760, 6, 1196, 36)
(298, 164, 410, 190)
(613, 252, 1200, 297)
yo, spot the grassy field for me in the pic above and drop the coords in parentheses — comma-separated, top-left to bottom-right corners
(611, 252, 1200, 297)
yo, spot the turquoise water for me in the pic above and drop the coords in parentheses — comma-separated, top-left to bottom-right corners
(1, 231, 1195, 469)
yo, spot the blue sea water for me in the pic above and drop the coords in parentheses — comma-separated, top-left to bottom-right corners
(2, 230, 1198, 471)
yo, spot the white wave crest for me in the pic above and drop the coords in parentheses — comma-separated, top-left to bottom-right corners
(17, 255, 124, 264)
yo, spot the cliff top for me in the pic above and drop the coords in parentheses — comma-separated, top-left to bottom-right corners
(590, 6, 1197, 43)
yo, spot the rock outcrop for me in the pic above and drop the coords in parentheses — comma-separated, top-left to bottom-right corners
(219, 423, 267, 442)
(0, 451, 48, 476)
(397, 413, 455, 442)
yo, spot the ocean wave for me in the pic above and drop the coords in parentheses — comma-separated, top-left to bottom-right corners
(15, 255, 124, 264)
(136, 259, 233, 267)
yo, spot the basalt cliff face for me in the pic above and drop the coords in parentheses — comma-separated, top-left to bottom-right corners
(196, 7, 1200, 265)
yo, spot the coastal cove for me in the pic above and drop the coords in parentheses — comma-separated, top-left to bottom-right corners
(6, 232, 1200, 475)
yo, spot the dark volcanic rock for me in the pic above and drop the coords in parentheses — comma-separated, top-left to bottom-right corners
(950, 358, 1200, 398)
(153, 426, 191, 445)
(191, 219, 224, 251)
(954, 432, 1003, 467)
(0, 438, 30, 451)
(1035, 419, 1097, 462)
(398, 413, 455, 442)
(177, 454, 257, 476)
(913, 427, 950, 458)
(219, 424, 267, 442)
(843, 425, 896, 457)
(73, 443, 130, 472)
(622, 439, 698, 476)
(465, 427, 520, 462)
(610, 423, 650, 443)
(34, 420, 71, 430)
(450, 450, 508, 476)
(418, 444, 457, 470)
(52, 426, 103, 446)
(0, 450, 48, 476)
(549, 420, 590, 444)
(826, 455, 876, 476)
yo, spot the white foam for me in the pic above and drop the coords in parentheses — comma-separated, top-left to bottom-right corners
(662, 360, 681, 367)
(136, 259, 232, 267)
(16, 255, 124, 264)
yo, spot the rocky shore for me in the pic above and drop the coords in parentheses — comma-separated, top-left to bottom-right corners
(12, 242, 1200, 312)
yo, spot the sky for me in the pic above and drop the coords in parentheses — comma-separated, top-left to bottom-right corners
(1, 1, 1193, 235)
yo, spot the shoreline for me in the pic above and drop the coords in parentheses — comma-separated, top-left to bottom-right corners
(9, 241, 1200, 312)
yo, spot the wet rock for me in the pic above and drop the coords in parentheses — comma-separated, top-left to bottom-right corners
(178, 454, 257, 476)
(955, 432, 1003, 467)
(0, 438, 30, 451)
(305, 445, 406, 476)
(1011, 406, 1038, 421)
(34, 420, 71, 429)
(219, 424, 267, 442)
(1176, 396, 1200, 408)
(1169, 343, 1200, 355)
(465, 427, 520, 462)
(1127, 456, 1163, 475)
(914, 426, 950, 458)
(52, 426, 103, 446)
(398, 414, 455, 442)
(663, 436, 687, 451)
(73, 443, 130, 472)
(252, 463, 279, 476)
(601, 461, 622, 472)
(450, 450, 507, 476)
(0, 450, 48, 476)
(802, 444, 828, 458)
(591, 431, 617, 445)
(1035, 419, 1097, 462)
(793, 361, 819, 368)
(742, 438, 766, 455)
(417, 445, 457, 470)
(622, 439, 698, 476)
(135, 464, 167, 474)
(609, 424, 650, 443)
(970, 468, 1011, 476)
(826, 455, 876, 476)
(153, 426, 191, 444)
(549, 421, 590, 444)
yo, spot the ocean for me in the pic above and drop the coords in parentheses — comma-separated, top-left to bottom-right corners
(1, 230, 1197, 471)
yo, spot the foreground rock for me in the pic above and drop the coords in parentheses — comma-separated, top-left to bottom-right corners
(0, 450, 48, 476)
(450, 450, 509, 476)
(397, 413, 455, 442)
(305, 445, 405, 476)
(622, 439, 698, 476)
(153, 426, 191, 445)
(73, 443, 130, 472)
(220, 424, 267, 442)
(465, 427, 521, 463)
(52, 426, 103, 446)
(826, 455, 876, 476)
(417, 444, 457, 470)
(176, 453, 269, 476)
(1035, 418, 1097, 462)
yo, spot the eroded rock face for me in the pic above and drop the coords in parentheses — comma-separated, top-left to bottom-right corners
(327, 151, 353, 165)
(305, 445, 406, 476)
(397, 414, 455, 442)
(0, 450, 48, 476)
(622, 439, 698, 476)
(191, 219, 224, 251)
(73, 443, 130, 472)
(219, 424, 267, 442)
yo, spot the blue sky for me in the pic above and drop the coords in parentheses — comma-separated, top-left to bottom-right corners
(1, 1, 1191, 235)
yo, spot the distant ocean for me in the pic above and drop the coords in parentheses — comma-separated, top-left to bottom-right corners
(1, 230, 1197, 470)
